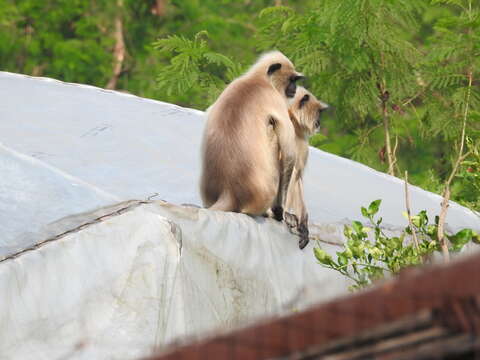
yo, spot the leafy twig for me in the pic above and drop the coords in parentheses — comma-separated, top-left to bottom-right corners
(314, 199, 479, 291)
(404, 171, 420, 252)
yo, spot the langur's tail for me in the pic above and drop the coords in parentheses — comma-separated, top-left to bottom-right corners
(209, 192, 236, 212)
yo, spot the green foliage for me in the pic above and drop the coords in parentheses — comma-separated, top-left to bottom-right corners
(0, 0, 277, 101)
(151, 0, 278, 106)
(0, 0, 109, 85)
(254, 1, 427, 177)
(0, 0, 167, 96)
(456, 138, 480, 211)
(314, 200, 479, 290)
(153, 31, 241, 108)
(257, 0, 423, 121)
(420, 0, 480, 141)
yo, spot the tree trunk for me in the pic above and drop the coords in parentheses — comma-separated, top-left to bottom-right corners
(381, 95, 395, 176)
(437, 69, 473, 264)
(106, 0, 125, 90)
(152, 0, 168, 16)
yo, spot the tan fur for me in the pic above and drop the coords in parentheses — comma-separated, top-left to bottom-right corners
(284, 87, 328, 243)
(200, 51, 302, 216)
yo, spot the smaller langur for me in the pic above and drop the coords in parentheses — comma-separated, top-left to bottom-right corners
(284, 87, 328, 249)
(200, 51, 304, 219)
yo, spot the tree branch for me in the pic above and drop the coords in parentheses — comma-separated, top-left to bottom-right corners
(151, 0, 168, 17)
(437, 69, 473, 263)
(404, 171, 420, 252)
(380, 86, 395, 176)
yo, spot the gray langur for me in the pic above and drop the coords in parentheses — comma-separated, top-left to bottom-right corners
(200, 51, 303, 220)
(285, 87, 329, 249)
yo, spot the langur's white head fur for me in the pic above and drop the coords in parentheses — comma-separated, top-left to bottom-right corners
(288, 86, 329, 137)
(245, 50, 304, 99)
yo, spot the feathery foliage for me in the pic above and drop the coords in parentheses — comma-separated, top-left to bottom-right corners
(154, 31, 241, 108)
(256, 0, 427, 175)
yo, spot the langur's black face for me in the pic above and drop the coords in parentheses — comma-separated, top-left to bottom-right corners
(267, 62, 304, 99)
(314, 109, 322, 129)
(285, 75, 304, 98)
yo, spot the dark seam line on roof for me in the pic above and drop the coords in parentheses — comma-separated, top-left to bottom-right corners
(0, 200, 151, 263)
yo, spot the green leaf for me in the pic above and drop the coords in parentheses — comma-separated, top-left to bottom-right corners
(411, 216, 421, 228)
(337, 253, 348, 266)
(344, 225, 353, 237)
(194, 30, 209, 42)
(352, 221, 363, 234)
(361, 206, 369, 218)
(314, 247, 332, 265)
(258, 5, 294, 19)
(203, 52, 235, 68)
(473, 234, 480, 245)
(448, 229, 473, 250)
(418, 210, 428, 227)
(351, 245, 363, 259)
(370, 247, 383, 260)
(368, 199, 382, 215)
(426, 224, 437, 237)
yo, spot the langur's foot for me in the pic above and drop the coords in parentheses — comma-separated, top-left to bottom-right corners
(298, 222, 309, 249)
(272, 206, 284, 222)
(284, 211, 299, 229)
(299, 234, 309, 249)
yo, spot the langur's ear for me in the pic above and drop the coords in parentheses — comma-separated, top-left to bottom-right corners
(267, 63, 282, 75)
(299, 94, 310, 108)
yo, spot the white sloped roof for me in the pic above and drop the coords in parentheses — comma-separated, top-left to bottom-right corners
(1, 72, 479, 359)
(0, 201, 351, 359)
(0, 71, 478, 259)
